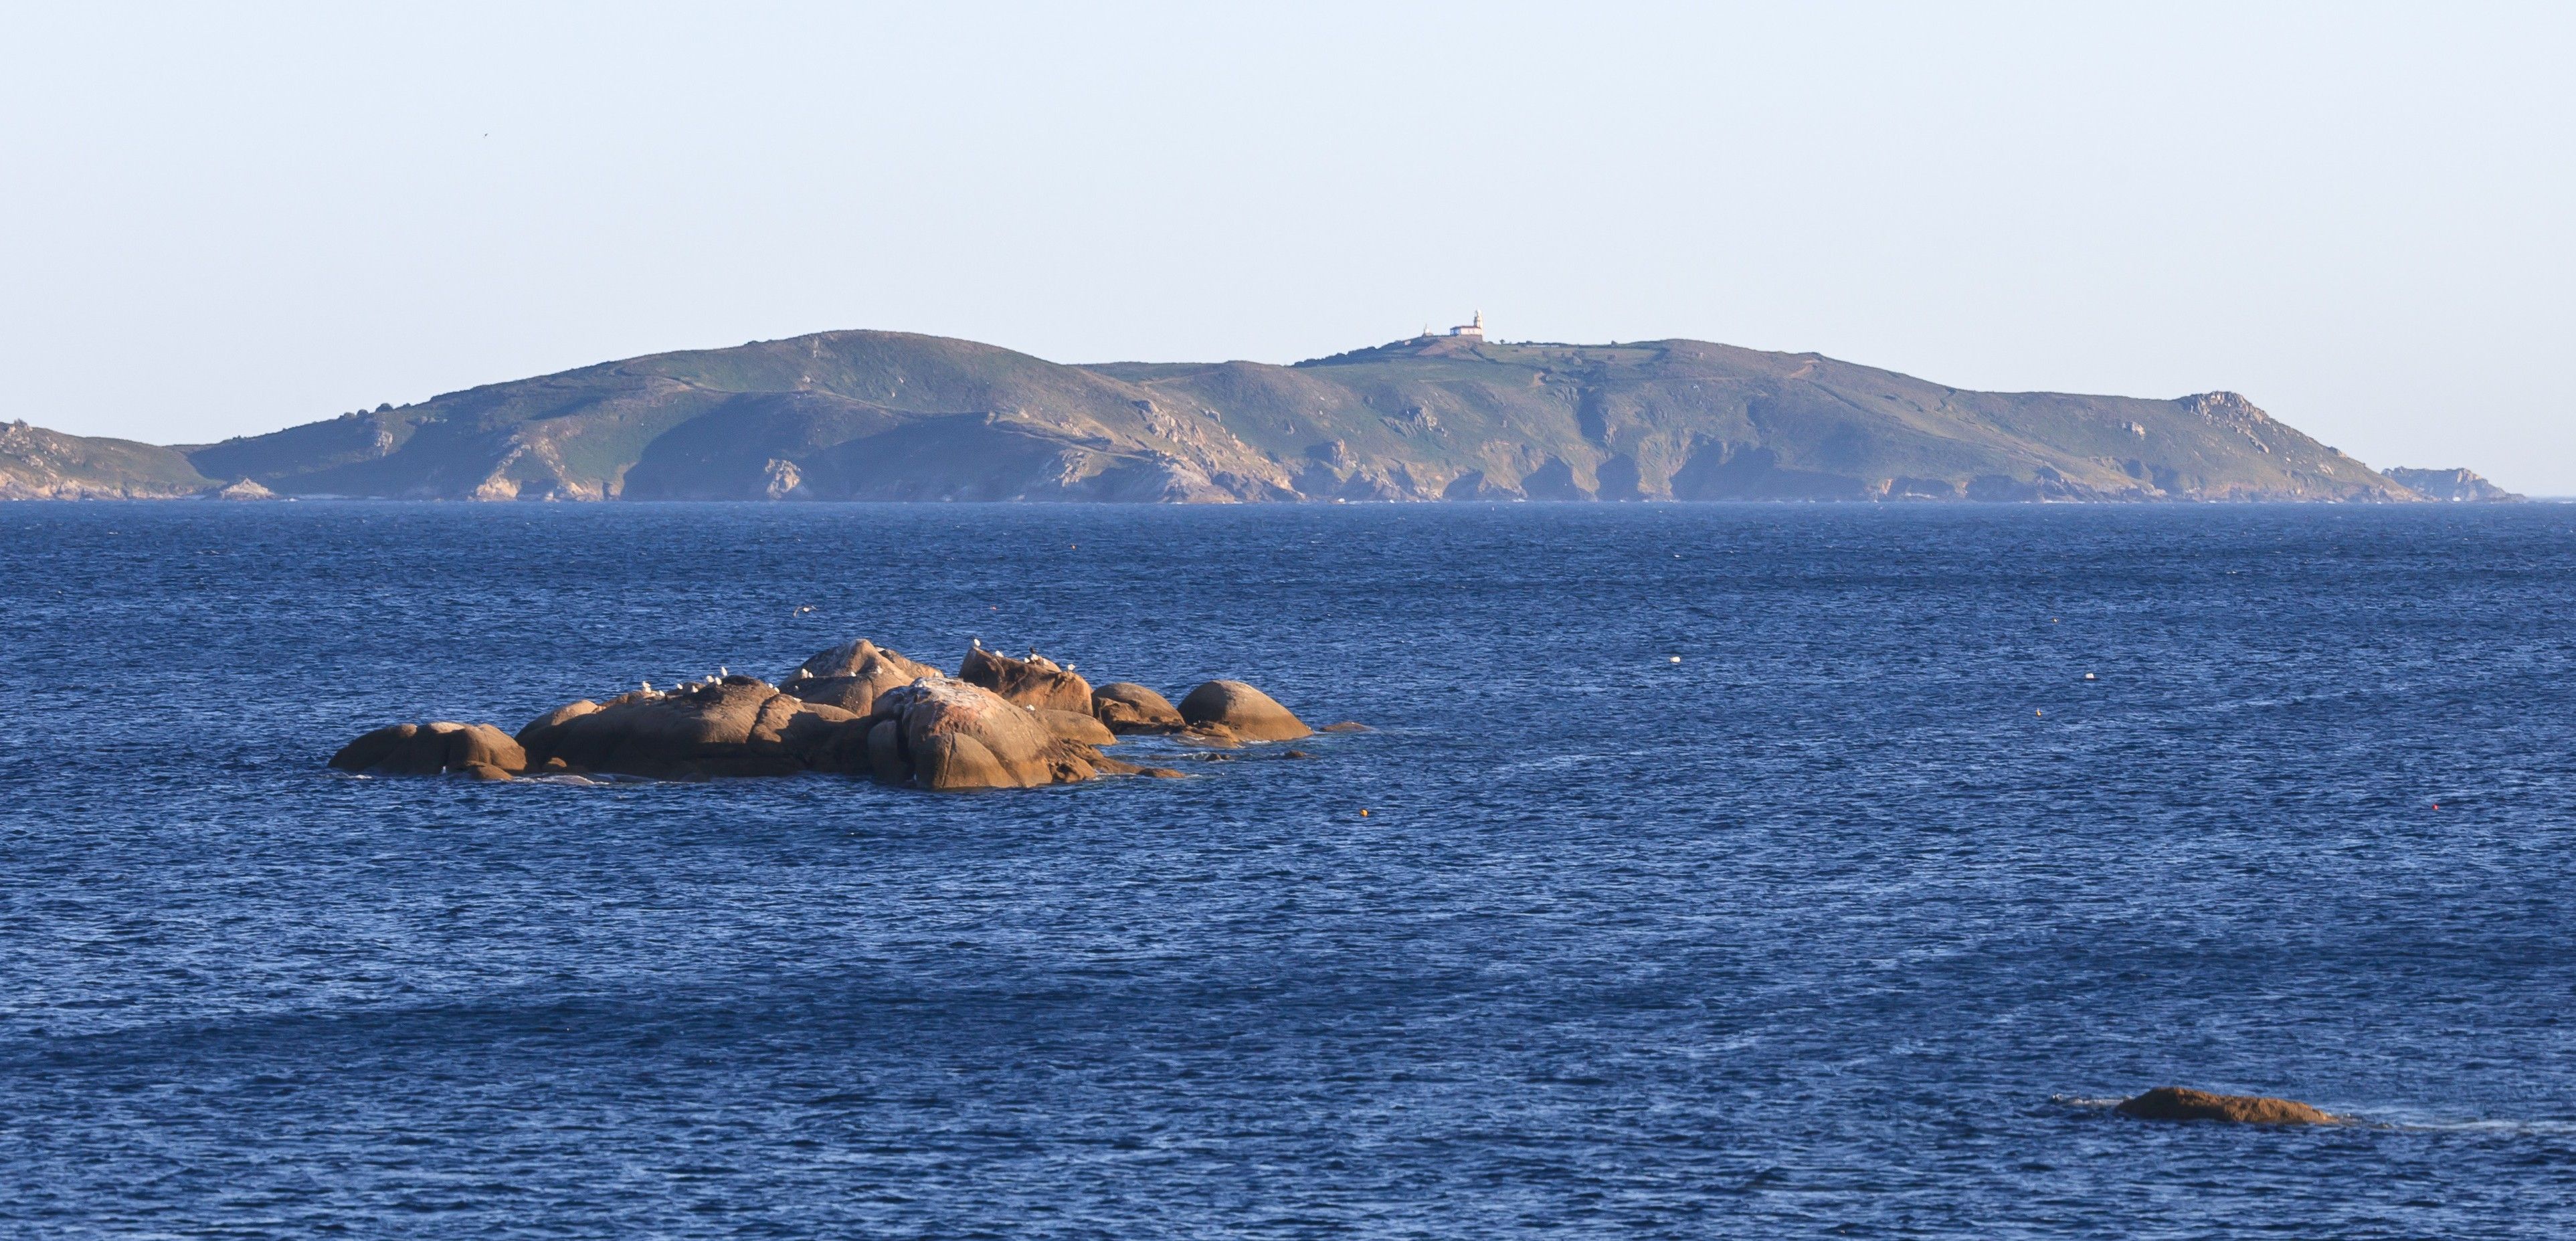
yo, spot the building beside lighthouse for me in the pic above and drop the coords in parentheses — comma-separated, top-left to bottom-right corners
(1415, 311, 1485, 341)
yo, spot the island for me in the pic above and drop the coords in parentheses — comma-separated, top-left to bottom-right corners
(329, 639, 1347, 791)
(0, 325, 2521, 504)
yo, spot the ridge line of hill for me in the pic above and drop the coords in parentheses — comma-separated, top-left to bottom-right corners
(1, 330, 2523, 504)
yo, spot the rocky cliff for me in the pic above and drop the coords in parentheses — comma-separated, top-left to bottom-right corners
(0, 420, 215, 500)
(2383, 467, 2520, 502)
(4, 331, 2467, 502)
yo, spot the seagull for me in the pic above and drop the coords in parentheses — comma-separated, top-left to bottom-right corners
(719, 666, 729, 677)
(641, 680, 653, 693)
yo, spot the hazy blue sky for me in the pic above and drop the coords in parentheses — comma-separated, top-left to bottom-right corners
(5, 3, 2571, 489)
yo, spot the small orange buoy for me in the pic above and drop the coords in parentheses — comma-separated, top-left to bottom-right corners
(2035, 709, 2043, 716)
(1360, 809, 1370, 817)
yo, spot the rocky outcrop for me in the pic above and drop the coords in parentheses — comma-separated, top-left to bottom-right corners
(860, 676, 1102, 790)
(513, 699, 602, 757)
(336, 637, 1323, 793)
(2386, 467, 2522, 502)
(330, 721, 528, 779)
(2114, 1086, 2337, 1125)
(959, 645, 1093, 713)
(1, 420, 217, 500)
(1034, 707, 1117, 747)
(780, 639, 939, 714)
(1178, 680, 1311, 741)
(519, 676, 864, 779)
(1091, 682, 1184, 733)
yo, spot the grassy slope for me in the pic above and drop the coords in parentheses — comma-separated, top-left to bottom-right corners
(15, 329, 2427, 503)
(0, 421, 215, 499)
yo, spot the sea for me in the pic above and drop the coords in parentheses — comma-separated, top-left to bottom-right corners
(3, 501, 2573, 1238)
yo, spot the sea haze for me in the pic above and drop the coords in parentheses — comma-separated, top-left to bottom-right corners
(3, 502, 2573, 1238)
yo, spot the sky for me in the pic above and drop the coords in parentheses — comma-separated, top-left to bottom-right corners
(3, 3, 2571, 490)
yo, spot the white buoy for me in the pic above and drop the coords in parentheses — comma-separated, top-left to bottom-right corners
(1669, 656, 1682, 664)
(2084, 672, 2097, 680)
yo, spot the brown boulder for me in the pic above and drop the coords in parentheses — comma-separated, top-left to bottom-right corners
(514, 699, 600, 757)
(2114, 1087, 2337, 1125)
(1178, 721, 1242, 747)
(1034, 707, 1117, 747)
(860, 676, 1101, 790)
(1177, 680, 1310, 741)
(1091, 682, 1184, 733)
(781, 639, 939, 714)
(525, 676, 868, 779)
(959, 645, 1094, 714)
(330, 721, 528, 776)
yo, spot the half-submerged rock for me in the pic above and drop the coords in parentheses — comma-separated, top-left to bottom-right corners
(1178, 679, 1311, 741)
(1091, 682, 1184, 734)
(780, 639, 940, 714)
(2114, 1086, 2337, 1125)
(960, 645, 1094, 714)
(330, 721, 527, 780)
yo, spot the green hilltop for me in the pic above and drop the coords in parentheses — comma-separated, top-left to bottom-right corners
(6, 328, 2488, 502)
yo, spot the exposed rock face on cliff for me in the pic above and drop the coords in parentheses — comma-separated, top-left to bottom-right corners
(0, 420, 216, 499)
(2385, 467, 2521, 502)
(2114, 1086, 2338, 1125)
(63, 329, 2450, 503)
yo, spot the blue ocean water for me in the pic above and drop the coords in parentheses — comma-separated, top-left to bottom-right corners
(3, 501, 2574, 1238)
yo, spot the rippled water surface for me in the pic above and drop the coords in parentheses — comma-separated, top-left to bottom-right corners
(5, 502, 2576, 1238)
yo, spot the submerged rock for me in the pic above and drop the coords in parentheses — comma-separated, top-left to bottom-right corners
(2114, 1086, 2337, 1125)
(960, 646, 1094, 714)
(1091, 682, 1184, 733)
(1178, 679, 1310, 741)
(331, 721, 528, 777)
